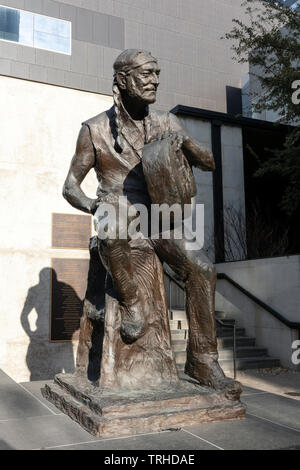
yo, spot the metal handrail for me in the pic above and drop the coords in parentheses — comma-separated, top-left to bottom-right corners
(217, 273, 300, 339)
(164, 268, 237, 378)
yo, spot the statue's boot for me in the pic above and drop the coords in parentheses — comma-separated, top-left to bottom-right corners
(185, 352, 242, 401)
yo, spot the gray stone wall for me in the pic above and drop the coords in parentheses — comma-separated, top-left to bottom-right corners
(0, 0, 249, 112)
(216, 255, 300, 369)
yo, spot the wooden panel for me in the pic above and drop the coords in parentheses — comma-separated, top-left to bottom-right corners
(50, 258, 89, 342)
(52, 213, 91, 249)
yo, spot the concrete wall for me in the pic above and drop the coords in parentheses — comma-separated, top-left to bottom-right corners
(179, 118, 246, 262)
(0, 0, 249, 112)
(0, 75, 112, 382)
(215, 256, 300, 369)
(178, 115, 214, 258)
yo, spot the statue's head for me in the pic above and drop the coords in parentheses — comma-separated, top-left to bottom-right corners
(113, 49, 160, 105)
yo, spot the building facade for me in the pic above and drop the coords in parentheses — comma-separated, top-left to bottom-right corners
(0, 0, 249, 111)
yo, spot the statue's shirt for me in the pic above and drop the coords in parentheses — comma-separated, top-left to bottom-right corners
(83, 105, 172, 207)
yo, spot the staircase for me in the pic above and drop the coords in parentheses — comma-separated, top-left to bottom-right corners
(170, 308, 281, 374)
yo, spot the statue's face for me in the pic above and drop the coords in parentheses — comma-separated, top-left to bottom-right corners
(124, 61, 160, 104)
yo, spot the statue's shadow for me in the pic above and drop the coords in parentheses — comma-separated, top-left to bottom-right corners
(20, 267, 81, 381)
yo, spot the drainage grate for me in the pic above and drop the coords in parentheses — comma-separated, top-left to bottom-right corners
(284, 392, 300, 397)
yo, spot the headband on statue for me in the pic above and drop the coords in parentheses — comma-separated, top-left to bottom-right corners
(113, 49, 157, 76)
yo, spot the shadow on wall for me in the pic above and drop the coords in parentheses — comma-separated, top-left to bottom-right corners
(0, 440, 15, 450)
(20, 267, 82, 381)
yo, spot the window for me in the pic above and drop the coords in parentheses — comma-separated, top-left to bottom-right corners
(264, 0, 300, 11)
(0, 5, 71, 54)
(282, 0, 300, 10)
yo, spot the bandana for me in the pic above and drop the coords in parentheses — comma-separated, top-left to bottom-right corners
(113, 49, 157, 75)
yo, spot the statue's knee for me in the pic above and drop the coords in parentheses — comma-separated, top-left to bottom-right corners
(190, 258, 216, 281)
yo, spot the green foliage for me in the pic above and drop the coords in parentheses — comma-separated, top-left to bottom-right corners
(224, 0, 300, 214)
(255, 126, 300, 214)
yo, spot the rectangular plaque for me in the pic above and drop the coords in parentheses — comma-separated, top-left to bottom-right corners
(52, 213, 91, 249)
(50, 258, 89, 342)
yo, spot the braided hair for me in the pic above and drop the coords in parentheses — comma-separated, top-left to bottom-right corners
(112, 76, 125, 150)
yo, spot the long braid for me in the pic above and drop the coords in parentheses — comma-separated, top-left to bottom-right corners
(112, 77, 124, 151)
(143, 110, 151, 144)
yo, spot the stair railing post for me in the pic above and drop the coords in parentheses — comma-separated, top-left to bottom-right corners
(169, 280, 172, 318)
(233, 320, 237, 379)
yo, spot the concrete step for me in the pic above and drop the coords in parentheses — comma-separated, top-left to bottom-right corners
(174, 350, 187, 363)
(169, 319, 188, 330)
(171, 309, 236, 322)
(215, 310, 228, 320)
(218, 347, 268, 360)
(216, 327, 245, 338)
(175, 356, 281, 372)
(220, 356, 281, 371)
(171, 340, 187, 352)
(215, 318, 235, 326)
(171, 335, 256, 352)
(174, 347, 270, 364)
(170, 326, 244, 338)
(170, 319, 237, 332)
(170, 309, 187, 321)
(217, 336, 256, 348)
(171, 328, 246, 341)
(171, 329, 188, 340)
(170, 312, 236, 328)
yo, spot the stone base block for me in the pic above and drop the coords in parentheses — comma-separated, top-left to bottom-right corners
(42, 373, 246, 438)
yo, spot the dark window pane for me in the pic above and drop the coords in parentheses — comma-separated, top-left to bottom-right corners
(0, 6, 20, 42)
(4, 30, 19, 42)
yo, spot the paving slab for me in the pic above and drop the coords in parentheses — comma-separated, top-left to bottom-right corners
(240, 386, 269, 396)
(238, 369, 300, 401)
(19, 380, 61, 415)
(0, 414, 95, 450)
(242, 392, 300, 431)
(0, 370, 54, 421)
(45, 429, 218, 451)
(183, 413, 300, 450)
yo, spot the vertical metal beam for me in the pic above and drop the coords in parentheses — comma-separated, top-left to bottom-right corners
(211, 119, 225, 263)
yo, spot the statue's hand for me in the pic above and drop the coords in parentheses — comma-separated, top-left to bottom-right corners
(90, 192, 119, 216)
(93, 193, 140, 241)
(155, 130, 188, 151)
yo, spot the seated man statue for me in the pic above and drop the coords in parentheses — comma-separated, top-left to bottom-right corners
(63, 49, 240, 394)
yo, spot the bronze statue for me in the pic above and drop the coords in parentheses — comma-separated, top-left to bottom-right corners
(62, 49, 241, 397)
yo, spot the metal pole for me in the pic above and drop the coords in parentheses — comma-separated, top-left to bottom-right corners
(233, 321, 237, 379)
(169, 280, 172, 319)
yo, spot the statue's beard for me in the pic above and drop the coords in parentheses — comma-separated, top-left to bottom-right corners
(126, 84, 157, 105)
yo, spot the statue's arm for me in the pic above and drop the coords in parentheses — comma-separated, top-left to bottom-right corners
(63, 124, 98, 214)
(20, 289, 34, 336)
(168, 113, 215, 171)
